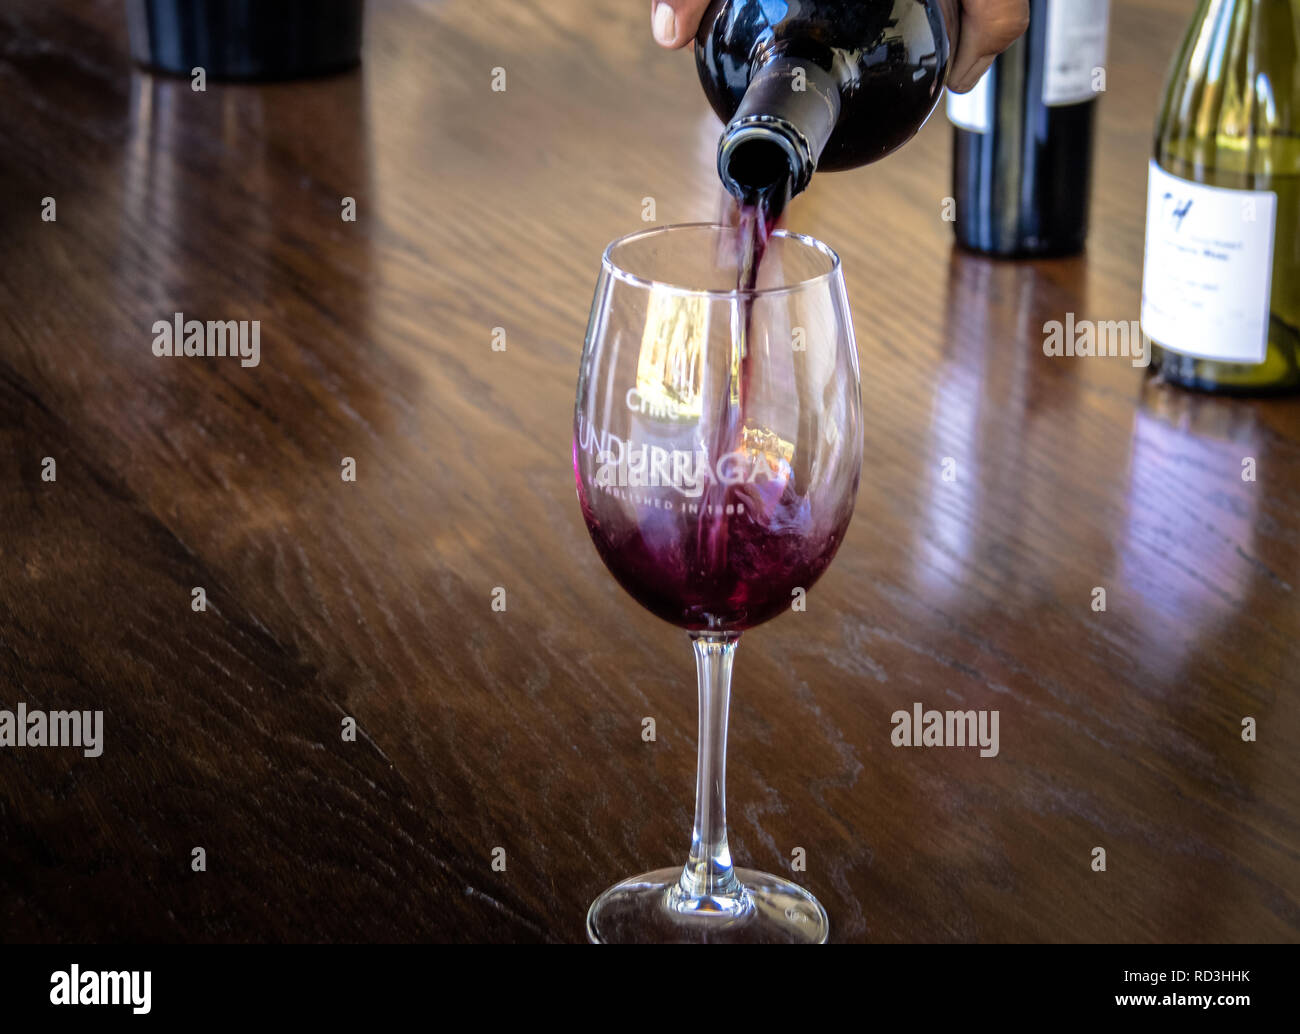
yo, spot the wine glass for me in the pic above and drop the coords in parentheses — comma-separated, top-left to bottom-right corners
(573, 222, 862, 944)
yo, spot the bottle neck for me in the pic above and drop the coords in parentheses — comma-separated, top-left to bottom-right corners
(716, 55, 842, 200)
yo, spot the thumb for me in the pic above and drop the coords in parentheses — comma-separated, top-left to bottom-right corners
(948, 0, 1030, 92)
(650, 0, 713, 49)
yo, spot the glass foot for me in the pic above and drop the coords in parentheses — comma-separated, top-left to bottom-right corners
(586, 867, 828, 944)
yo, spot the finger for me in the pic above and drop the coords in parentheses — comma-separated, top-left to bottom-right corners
(947, 0, 1029, 92)
(949, 53, 998, 94)
(650, 0, 713, 49)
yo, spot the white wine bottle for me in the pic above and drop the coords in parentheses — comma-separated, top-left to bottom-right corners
(1141, 0, 1299, 393)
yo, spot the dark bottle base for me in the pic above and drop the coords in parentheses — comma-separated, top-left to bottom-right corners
(130, 56, 362, 83)
(1148, 348, 1300, 397)
(125, 0, 364, 82)
(952, 226, 1086, 260)
(131, 55, 362, 83)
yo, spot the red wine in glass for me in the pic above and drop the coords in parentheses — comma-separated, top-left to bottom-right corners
(575, 179, 853, 634)
(576, 460, 853, 632)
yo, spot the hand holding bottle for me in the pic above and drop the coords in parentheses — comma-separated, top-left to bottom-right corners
(650, 0, 1028, 92)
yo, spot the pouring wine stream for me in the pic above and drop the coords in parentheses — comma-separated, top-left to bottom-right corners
(697, 168, 791, 592)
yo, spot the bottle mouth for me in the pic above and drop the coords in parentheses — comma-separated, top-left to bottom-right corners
(716, 117, 814, 199)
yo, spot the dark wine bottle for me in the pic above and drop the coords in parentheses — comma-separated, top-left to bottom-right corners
(694, 0, 952, 200)
(949, 0, 1110, 257)
(125, 0, 364, 82)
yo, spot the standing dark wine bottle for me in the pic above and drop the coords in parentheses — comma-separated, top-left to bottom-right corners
(125, 0, 364, 82)
(694, 0, 952, 199)
(1141, 0, 1300, 394)
(948, 0, 1110, 257)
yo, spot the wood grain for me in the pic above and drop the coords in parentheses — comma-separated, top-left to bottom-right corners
(0, 0, 1296, 943)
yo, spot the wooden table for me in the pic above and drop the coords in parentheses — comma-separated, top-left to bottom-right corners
(1, 0, 1296, 944)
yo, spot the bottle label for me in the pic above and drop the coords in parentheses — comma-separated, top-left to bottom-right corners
(1141, 161, 1277, 364)
(1043, 0, 1110, 107)
(946, 73, 991, 133)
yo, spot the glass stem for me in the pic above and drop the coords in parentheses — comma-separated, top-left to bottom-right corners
(676, 632, 744, 906)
